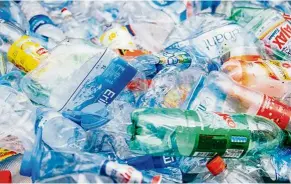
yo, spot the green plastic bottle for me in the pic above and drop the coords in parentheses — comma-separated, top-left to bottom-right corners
(128, 108, 291, 158)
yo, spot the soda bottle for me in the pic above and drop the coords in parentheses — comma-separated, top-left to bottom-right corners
(221, 59, 291, 100)
(20, 128, 162, 183)
(184, 71, 291, 130)
(128, 108, 289, 157)
(19, 1, 66, 44)
(195, 155, 260, 183)
(20, 38, 137, 112)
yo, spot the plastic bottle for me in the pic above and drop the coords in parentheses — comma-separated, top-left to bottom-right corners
(229, 4, 291, 59)
(221, 59, 291, 100)
(35, 109, 87, 152)
(60, 8, 99, 44)
(0, 85, 36, 154)
(121, 1, 187, 52)
(20, 38, 137, 112)
(196, 155, 259, 183)
(0, 1, 28, 31)
(0, 19, 49, 72)
(184, 71, 291, 131)
(20, 1, 66, 44)
(128, 107, 289, 157)
(20, 128, 162, 183)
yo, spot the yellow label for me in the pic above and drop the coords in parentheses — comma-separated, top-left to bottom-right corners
(0, 148, 16, 162)
(7, 35, 48, 72)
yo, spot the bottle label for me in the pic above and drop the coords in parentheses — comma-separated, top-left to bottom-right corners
(58, 49, 137, 112)
(193, 24, 243, 59)
(188, 112, 251, 158)
(153, 48, 192, 66)
(102, 161, 144, 183)
(263, 21, 291, 56)
(29, 14, 55, 33)
(255, 60, 291, 80)
(163, 85, 191, 108)
(256, 95, 291, 129)
(116, 49, 150, 60)
(7, 35, 48, 72)
(0, 148, 16, 161)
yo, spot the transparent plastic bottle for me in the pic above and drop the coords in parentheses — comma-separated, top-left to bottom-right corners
(20, 1, 66, 43)
(20, 128, 162, 183)
(196, 155, 259, 183)
(60, 8, 99, 44)
(36, 109, 87, 152)
(20, 38, 137, 112)
(184, 71, 291, 131)
(128, 108, 288, 157)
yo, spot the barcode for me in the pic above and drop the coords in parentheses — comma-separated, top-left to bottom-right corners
(223, 149, 244, 158)
(193, 152, 216, 157)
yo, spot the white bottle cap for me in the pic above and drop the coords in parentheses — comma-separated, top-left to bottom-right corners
(61, 8, 72, 18)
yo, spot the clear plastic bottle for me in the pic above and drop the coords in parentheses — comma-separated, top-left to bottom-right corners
(60, 8, 99, 44)
(184, 71, 291, 131)
(20, 38, 137, 112)
(36, 109, 87, 152)
(196, 155, 259, 183)
(20, 128, 162, 183)
(20, 1, 66, 43)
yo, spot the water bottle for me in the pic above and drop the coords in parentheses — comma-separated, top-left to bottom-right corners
(35, 109, 87, 152)
(0, 1, 28, 31)
(128, 108, 290, 157)
(184, 71, 291, 131)
(0, 85, 36, 153)
(0, 19, 49, 72)
(121, 1, 187, 52)
(195, 155, 260, 183)
(20, 38, 137, 112)
(60, 8, 99, 44)
(19, 1, 66, 43)
(20, 128, 162, 183)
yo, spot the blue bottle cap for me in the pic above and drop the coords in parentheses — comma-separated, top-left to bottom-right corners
(20, 151, 32, 177)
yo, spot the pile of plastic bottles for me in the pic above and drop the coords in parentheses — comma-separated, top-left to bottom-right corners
(4, 0, 291, 183)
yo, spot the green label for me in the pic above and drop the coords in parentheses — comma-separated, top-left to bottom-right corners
(176, 112, 251, 158)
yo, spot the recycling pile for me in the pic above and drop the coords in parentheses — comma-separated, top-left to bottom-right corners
(2, 0, 291, 183)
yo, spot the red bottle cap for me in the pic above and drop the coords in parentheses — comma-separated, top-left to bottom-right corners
(206, 155, 226, 176)
(0, 170, 12, 183)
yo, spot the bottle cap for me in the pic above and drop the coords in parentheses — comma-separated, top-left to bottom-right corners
(206, 155, 226, 176)
(61, 8, 72, 18)
(0, 170, 12, 183)
(20, 151, 32, 177)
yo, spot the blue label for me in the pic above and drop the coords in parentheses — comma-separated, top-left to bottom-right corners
(59, 49, 137, 112)
(151, 0, 175, 7)
(126, 156, 177, 170)
(0, 9, 13, 23)
(29, 14, 55, 33)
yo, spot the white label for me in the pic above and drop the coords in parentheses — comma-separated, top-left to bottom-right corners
(105, 161, 143, 183)
(193, 152, 217, 157)
(222, 149, 244, 158)
(193, 24, 243, 59)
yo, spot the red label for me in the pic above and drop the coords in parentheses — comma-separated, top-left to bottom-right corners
(257, 95, 291, 129)
(151, 175, 162, 184)
(272, 23, 291, 49)
(215, 113, 236, 128)
(36, 48, 48, 56)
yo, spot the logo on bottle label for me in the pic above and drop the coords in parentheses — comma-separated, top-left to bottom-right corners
(257, 95, 291, 129)
(271, 23, 291, 50)
(7, 35, 48, 72)
(0, 148, 16, 162)
(29, 15, 55, 33)
(215, 113, 236, 128)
